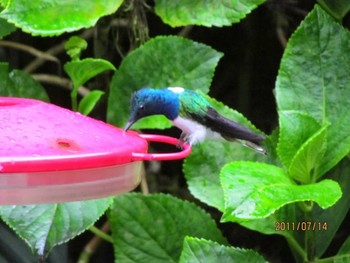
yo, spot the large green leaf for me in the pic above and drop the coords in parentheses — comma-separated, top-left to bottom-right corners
(312, 158, 350, 257)
(183, 95, 268, 211)
(318, 0, 350, 20)
(107, 36, 223, 129)
(277, 111, 322, 170)
(278, 110, 328, 183)
(154, 0, 266, 27)
(220, 162, 342, 222)
(64, 58, 116, 91)
(0, 0, 123, 36)
(179, 237, 266, 263)
(275, 5, 350, 178)
(0, 17, 16, 38)
(336, 236, 350, 262)
(288, 123, 328, 183)
(0, 62, 49, 101)
(78, 90, 105, 116)
(0, 0, 8, 8)
(184, 141, 235, 211)
(0, 198, 112, 257)
(241, 205, 296, 238)
(108, 193, 227, 263)
(64, 58, 115, 110)
(0, 223, 37, 263)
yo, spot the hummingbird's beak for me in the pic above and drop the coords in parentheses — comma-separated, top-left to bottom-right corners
(124, 118, 135, 131)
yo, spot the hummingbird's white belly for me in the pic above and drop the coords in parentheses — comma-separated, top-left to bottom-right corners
(172, 116, 222, 145)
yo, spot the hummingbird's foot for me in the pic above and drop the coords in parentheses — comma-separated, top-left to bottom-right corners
(176, 132, 189, 149)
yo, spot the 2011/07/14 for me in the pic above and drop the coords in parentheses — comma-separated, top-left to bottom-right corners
(275, 221, 328, 231)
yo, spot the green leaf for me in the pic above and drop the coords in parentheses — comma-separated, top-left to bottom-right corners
(78, 90, 104, 115)
(288, 123, 328, 183)
(64, 58, 116, 90)
(179, 237, 267, 263)
(64, 58, 115, 110)
(312, 158, 350, 257)
(278, 110, 329, 183)
(64, 36, 88, 61)
(0, 198, 112, 257)
(107, 36, 223, 129)
(275, 5, 350, 178)
(0, 17, 15, 38)
(318, 0, 350, 20)
(183, 96, 267, 212)
(0, 224, 38, 263)
(131, 115, 171, 130)
(184, 141, 233, 211)
(220, 162, 342, 222)
(338, 236, 350, 253)
(0, 0, 9, 8)
(277, 111, 322, 169)
(0, 0, 123, 36)
(108, 193, 227, 263)
(154, 0, 266, 27)
(0, 62, 49, 101)
(241, 204, 296, 238)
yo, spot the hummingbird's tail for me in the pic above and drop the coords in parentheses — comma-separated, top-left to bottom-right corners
(240, 140, 267, 155)
(204, 108, 267, 155)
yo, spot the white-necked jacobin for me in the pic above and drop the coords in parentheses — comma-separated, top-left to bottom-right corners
(124, 87, 266, 154)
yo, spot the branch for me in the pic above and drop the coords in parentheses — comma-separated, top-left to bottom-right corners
(140, 164, 149, 194)
(24, 29, 94, 73)
(0, 40, 59, 63)
(77, 222, 111, 263)
(32, 74, 90, 96)
(178, 26, 194, 37)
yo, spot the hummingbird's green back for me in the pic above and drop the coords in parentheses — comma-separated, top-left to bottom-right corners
(178, 90, 210, 120)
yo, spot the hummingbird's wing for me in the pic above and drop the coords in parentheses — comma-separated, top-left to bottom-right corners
(203, 107, 265, 145)
(178, 90, 266, 154)
(195, 107, 266, 154)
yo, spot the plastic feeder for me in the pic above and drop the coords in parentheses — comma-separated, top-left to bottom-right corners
(0, 97, 191, 205)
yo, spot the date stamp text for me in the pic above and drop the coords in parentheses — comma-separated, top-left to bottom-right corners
(275, 221, 328, 231)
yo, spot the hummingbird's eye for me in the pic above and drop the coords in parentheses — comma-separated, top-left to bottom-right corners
(136, 104, 145, 117)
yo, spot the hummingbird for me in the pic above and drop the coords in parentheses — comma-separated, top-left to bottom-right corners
(124, 87, 266, 154)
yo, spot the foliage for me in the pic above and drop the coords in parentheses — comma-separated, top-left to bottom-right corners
(0, 199, 112, 256)
(317, 0, 350, 20)
(179, 237, 266, 263)
(154, 0, 266, 27)
(0, 62, 49, 101)
(64, 36, 116, 113)
(0, 1, 349, 263)
(0, 0, 124, 36)
(109, 193, 227, 262)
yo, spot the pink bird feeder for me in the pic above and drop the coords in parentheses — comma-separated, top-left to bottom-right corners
(0, 97, 191, 205)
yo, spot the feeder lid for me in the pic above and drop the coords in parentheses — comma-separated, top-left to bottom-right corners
(0, 97, 191, 205)
(0, 97, 150, 173)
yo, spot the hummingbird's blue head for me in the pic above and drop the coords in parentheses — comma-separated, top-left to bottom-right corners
(124, 88, 180, 130)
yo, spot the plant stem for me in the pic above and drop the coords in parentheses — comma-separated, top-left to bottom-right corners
(71, 87, 78, 111)
(24, 28, 94, 73)
(298, 200, 313, 213)
(316, 254, 350, 263)
(78, 222, 112, 263)
(0, 40, 59, 63)
(304, 202, 315, 262)
(140, 163, 149, 194)
(32, 74, 90, 96)
(286, 235, 308, 261)
(89, 225, 113, 243)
